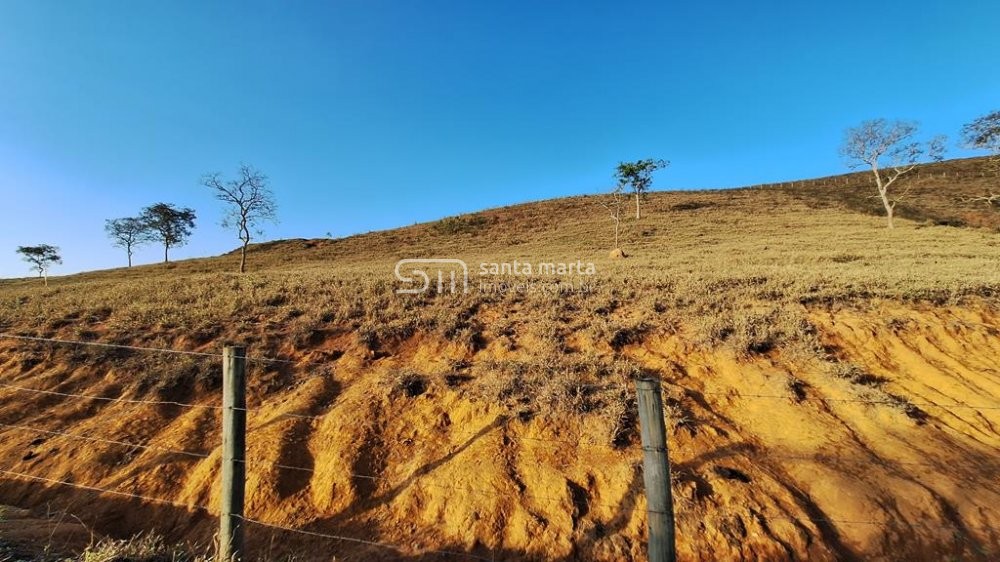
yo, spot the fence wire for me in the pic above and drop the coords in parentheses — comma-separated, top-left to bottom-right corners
(1, 332, 998, 560)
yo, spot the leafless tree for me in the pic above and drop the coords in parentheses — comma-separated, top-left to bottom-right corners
(600, 185, 627, 250)
(961, 110, 1000, 177)
(840, 119, 946, 229)
(202, 164, 278, 273)
(962, 193, 1000, 208)
(105, 217, 149, 267)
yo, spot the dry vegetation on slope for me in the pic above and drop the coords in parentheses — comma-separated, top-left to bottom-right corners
(0, 157, 999, 561)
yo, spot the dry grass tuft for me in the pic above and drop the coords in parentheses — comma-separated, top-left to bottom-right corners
(78, 534, 208, 562)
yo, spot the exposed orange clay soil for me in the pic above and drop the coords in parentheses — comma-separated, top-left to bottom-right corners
(1, 303, 999, 561)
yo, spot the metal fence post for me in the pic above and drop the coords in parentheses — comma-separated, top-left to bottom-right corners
(636, 378, 676, 562)
(220, 345, 247, 562)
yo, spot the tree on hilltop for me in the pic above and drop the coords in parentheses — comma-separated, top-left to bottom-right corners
(840, 119, 946, 229)
(961, 110, 1000, 188)
(600, 185, 627, 255)
(614, 158, 669, 219)
(16, 244, 61, 285)
(140, 203, 196, 263)
(201, 164, 277, 273)
(105, 217, 150, 267)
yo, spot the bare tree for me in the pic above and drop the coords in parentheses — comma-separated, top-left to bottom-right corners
(614, 158, 669, 219)
(139, 203, 197, 263)
(202, 164, 278, 273)
(961, 110, 1000, 176)
(963, 193, 999, 207)
(840, 119, 946, 229)
(105, 217, 149, 267)
(16, 244, 61, 286)
(600, 185, 627, 252)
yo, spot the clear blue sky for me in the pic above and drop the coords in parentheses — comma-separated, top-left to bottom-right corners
(1, 0, 998, 277)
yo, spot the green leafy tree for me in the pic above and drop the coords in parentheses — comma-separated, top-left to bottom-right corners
(139, 203, 196, 263)
(16, 244, 61, 285)
(201, 164, 277, 273)
(614, 158, 669, 219)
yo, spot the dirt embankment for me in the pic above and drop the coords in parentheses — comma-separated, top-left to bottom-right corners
(0, 303, 998, 561)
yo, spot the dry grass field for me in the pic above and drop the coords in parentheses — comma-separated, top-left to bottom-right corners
(0, 157, 999, 561)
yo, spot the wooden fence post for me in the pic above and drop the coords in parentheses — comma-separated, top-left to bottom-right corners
(220, 345, 247, 562)
(636, 378, 676, 562)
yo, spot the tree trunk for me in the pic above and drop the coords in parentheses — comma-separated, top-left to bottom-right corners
(878, 185, 894, 229)
(164, 245, 169, 263)
(128, 252, 132, 268)
(635, 192, 641, 220)
(614, 216, 620, 248)
(240, 245, 247, 274)
(872, 164, 894, 229)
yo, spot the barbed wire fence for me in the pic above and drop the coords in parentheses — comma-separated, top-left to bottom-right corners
(0, 334, 656, 561)
(0, 332, 998, 561)
(743, 163, 998, 191)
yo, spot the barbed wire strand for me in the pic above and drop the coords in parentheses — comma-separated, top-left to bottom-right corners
(5, 333, 998, 555)
(0, 332, 350, 394)
(0, 381, 625, 451)
(0, 381, 346, 420)
(239, 458, 625, 511)
(0, 332, 291, 366)
(3, 335, 999, 457)
(0, 418, 627, 511)
(3, 466, 985, 559)
(239, 516, 495, 561)
(7, 332, 999, 412)
(694, 389, 1000, 411)
(4, 415, 974, 486)
(0, 467, 492, 561)
(723, 447, 999, 472)
(760, 511, 1000, 544)
(3, 382, 998, 468)
(3, 376, 998, 458)
(534, 377, 1000, 415)
(0, 421, 212, 460)
(0, 467, 211, 513)
(0, 381, 224, 411)
(759, 513, 908, 527)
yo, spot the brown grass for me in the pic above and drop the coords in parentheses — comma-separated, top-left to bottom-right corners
(1, 159, 998, 466)
(1, 157, 999, 561)
(2, 158, 998, 363)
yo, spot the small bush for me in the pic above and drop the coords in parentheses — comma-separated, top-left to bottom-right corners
(432, 215, 490, 235)
(831, 362, 889, 387)
(670, 201, 716, 212)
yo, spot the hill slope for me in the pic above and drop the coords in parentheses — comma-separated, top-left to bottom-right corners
(0, 158, 999, 561)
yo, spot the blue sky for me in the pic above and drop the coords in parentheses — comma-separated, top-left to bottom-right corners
(1, 1, 998, 277)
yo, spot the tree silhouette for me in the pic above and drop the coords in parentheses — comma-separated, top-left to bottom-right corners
(16, 244, 61, 285)
(139, 203, 196, 263)
(202, 164, 277, 273)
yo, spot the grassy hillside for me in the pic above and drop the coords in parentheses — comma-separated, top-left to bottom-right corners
(0, 157, 999, 561)
(768, 156, 1000, 229)
(2, 158, 998, 361)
